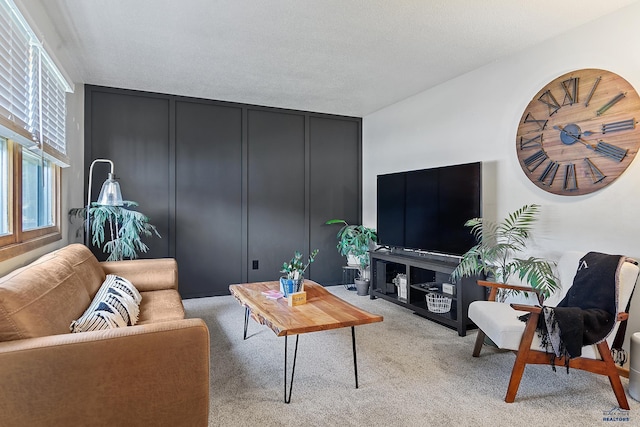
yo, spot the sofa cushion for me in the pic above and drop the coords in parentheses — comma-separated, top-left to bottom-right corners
(55, 244, 106, 297)
(137, 289, 185, 324)
(0, 251, 90, 341)
(70, 275, 142, 332)
(100, 258, 178, 292)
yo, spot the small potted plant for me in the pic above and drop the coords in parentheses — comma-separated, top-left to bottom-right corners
(280, 249, 319, 297)
(326, 219, 377, 295)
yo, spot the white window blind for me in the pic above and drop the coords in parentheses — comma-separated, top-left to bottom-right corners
(0, 0, 72, 167)
(0, 136, 8, 235)
(0, 0, 32, 141)
(41, 56, 67, 156)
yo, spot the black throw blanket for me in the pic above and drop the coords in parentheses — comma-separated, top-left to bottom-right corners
(527, 252, 624, 370)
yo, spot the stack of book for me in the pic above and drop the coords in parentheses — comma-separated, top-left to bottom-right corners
(261, 289, 283, 300)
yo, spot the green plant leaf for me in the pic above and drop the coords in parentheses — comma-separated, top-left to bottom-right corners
(325, 219, 348, 225)
(449, 204, 557, 297)
(280, 249, 320, 279)
(68, 201, 160, 261)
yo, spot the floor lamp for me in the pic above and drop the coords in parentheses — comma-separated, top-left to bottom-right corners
(85, 159, 124, 247)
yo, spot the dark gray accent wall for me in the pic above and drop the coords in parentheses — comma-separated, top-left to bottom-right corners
(175, 100, 243, 297)
(85, 90, 170, 260)
(247, 110, 306, 283)
(85, 85, 361, 297)
(309, 116, 361, 284)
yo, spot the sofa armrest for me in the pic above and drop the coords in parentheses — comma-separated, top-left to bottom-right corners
(0, 318, 209, 427)
(100, 258, 178, 291)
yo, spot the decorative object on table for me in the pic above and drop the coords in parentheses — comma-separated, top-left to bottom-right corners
(280, 249, 319, 297)
(326, 219, 377, 295)
(287, 291, 307, 307)
(516, 68, 640, 196)
(69, 158, 160, 261)
(261, 289, 284, 300)
(450, 204, 558, 301)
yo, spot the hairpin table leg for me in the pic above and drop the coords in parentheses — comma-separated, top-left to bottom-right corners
(352, 326, 359, 389)
(243, 307, 250, 340)
(284, 334, 300, 404)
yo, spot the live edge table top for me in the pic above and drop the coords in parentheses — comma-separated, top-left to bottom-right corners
(229, 281, 383, 337)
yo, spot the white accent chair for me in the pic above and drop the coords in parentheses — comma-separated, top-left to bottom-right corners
(468, 251, 639, 409)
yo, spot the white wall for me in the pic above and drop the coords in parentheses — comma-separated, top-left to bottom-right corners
(363, 2, 640, 354)
(364, 1, 640, 261)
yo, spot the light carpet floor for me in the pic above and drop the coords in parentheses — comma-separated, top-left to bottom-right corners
(183, 286, 638, 426)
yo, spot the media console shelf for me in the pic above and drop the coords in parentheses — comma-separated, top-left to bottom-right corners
(369, 249, 485, 336)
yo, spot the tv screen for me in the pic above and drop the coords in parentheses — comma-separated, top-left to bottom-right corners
(376, 162, 481, 256)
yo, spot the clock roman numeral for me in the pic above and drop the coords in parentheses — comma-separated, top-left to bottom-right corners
(602, 118, 635, 134)
(538, 161, 559, 186)
(561, 77, 579, 105)
(597, 92, 625, 116)
(563, 163, 578, 191)
(584, 158, 606, 184)
(523, 113, 547, 131)
(595, 141, 627, 162)
(538, 90, 561, 116)
(584, 76, 601, 107)
(523, 149, 548, 172)
(520, 133, 543, 150)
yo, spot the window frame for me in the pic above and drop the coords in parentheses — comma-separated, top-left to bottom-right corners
(0, 0, 69, 261)
(0, 138, 61, 261)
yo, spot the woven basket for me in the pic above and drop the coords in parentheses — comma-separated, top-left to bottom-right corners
(426, 293, 452, 313)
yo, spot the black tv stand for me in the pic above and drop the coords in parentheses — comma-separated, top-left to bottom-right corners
(369, 249, 484, 336)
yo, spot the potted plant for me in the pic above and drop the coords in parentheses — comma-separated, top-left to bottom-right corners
(326, 219, 377, 295)
(450, 204, 558, 301)
(69, 201, 161, 261)
(280, 249, 319, 297)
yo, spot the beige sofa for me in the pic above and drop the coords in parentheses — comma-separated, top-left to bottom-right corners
(0, 244, 210, 427)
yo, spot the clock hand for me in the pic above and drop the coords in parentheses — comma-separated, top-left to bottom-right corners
(557, 119, 635, 137)
(553, 125, 595, 150)
(553, 125, 627, 162)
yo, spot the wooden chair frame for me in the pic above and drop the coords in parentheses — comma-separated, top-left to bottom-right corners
(473, 280, 630, 410)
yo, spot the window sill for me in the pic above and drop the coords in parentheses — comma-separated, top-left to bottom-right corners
(0, 232, 62, 262)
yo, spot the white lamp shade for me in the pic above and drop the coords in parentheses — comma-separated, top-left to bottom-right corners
(96, 174, 124, 206)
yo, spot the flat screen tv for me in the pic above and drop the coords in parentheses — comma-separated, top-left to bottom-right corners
(376, 162, 481, 256)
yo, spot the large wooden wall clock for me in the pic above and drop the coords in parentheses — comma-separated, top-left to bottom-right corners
(516, 69, 640, 196)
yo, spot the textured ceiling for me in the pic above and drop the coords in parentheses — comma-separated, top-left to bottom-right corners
(24, 0, 640, 117)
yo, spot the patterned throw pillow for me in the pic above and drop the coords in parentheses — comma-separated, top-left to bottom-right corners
(70, 275, 142, 333)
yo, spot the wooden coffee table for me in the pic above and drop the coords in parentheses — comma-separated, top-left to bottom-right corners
(229, 280, 383, 403)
